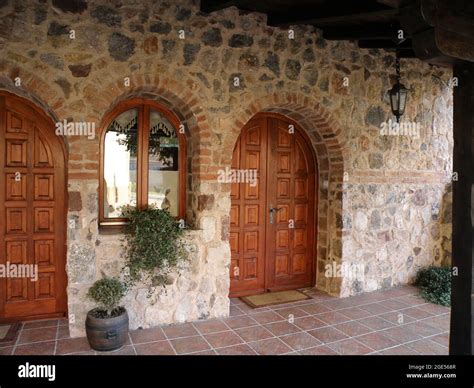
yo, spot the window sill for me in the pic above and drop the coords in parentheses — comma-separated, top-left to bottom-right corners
(98, 222, 126, 235)
(98, 222, 199, 235)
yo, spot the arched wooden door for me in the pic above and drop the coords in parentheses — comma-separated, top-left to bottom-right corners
(0, 92, 67, 322)
(230, 113, 316, 297)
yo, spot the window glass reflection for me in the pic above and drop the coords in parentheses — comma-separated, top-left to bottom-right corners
(148, 109, 179, 217)
(103, 108, 138, 218)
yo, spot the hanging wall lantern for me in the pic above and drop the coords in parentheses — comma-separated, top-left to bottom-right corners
(388, 55, 408, 123)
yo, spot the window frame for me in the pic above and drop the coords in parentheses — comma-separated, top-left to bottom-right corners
(99, 98, 187, 227)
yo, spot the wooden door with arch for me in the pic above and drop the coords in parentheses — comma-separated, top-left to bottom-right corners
(229, 113, 317, 297)
(0, 92, 68, 322)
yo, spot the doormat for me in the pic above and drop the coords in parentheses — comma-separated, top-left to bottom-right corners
(298, 287, 320, 297)
(0, 323, 21, 345)
(241, 290, 310, 308)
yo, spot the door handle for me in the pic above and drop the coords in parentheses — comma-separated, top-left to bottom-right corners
(269, 206, 283, 224)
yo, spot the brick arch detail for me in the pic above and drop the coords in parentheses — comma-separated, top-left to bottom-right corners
(0, 61, 66, 122)
(0, 85, 70, 161)
(227, 92, 349, 175)
(83, 75, 214, 143)
(225, 92, 348, 295)
(89, 76, 217, 223)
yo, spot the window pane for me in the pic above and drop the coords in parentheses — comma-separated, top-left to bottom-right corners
(103, 108, 138, 218)
(148, 109, 179, 217)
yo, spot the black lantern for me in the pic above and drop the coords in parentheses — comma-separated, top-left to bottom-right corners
(388, 55, 408, 123)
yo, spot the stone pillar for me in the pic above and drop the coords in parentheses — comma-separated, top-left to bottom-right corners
(450, 61, 474, 355)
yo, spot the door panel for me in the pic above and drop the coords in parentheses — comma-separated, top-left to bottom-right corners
(230, 115, 316, 297)
(266, 117, 315, 291)
(0, 94, 67, 321)
(229, 117, 267, 296)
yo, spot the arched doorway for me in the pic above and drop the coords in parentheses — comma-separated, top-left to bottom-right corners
(0, 91, 68, 322)
(229, 113, 317, 297)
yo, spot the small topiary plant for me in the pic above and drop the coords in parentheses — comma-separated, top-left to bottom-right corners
(87, 277, 127, 318)
(120, 205, 187, 295)
(415, 266, 451, 306)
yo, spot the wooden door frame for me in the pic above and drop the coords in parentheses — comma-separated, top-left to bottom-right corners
(0, 90, 68, 323)
(229, 112, 319, 296)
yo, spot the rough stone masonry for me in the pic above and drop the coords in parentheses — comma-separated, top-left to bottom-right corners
(0, 0, 452, 337)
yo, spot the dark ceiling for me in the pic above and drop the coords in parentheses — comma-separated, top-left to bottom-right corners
(200, 0, 474, 66)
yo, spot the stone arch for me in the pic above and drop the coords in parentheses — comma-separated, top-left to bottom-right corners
(225, 92, 349, 295)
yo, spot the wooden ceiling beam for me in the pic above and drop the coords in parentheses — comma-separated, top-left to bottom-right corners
(358, 39, 412, 49)
(397, 48, 417, 58)
(408, 28, 474, 66)
(376, 0, 403, 7)
(401, 0, 474, 39)
(399, 0, 474, 65)
(200, 0, 241, 13)
(322, 25, 399, 40)
(431, 28, 474, 63)
(420, 0, 474, 38)
(268, 7, 398, 27)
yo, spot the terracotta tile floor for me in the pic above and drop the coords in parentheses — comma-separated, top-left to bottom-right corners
(0, 285, 450, 355)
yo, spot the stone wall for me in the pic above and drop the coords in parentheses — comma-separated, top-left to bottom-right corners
(0, 0, 452, 337)
(340, 183, 452, 296)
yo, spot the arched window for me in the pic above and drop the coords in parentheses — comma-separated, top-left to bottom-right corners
(99, 99, 186, 227)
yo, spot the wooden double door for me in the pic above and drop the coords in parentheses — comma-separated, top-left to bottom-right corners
(0, 93, 67, 322)
(230, 114, 316, 297)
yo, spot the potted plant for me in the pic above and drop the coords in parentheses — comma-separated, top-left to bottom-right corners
(85, 277, 129, 351)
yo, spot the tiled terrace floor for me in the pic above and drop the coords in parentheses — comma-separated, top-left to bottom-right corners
(0, 286, 450, 355)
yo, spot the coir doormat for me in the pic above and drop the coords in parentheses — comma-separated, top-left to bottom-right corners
(241, 290, 310, 308)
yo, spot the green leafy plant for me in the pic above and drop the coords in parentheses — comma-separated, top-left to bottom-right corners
(415, 266, 451, 306)
(87, 277, 127, 318)
(120, 205, 187, 294)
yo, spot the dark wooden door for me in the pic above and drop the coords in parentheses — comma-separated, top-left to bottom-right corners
(0, 93, 67, 321)
(230, 114, 316, 297)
